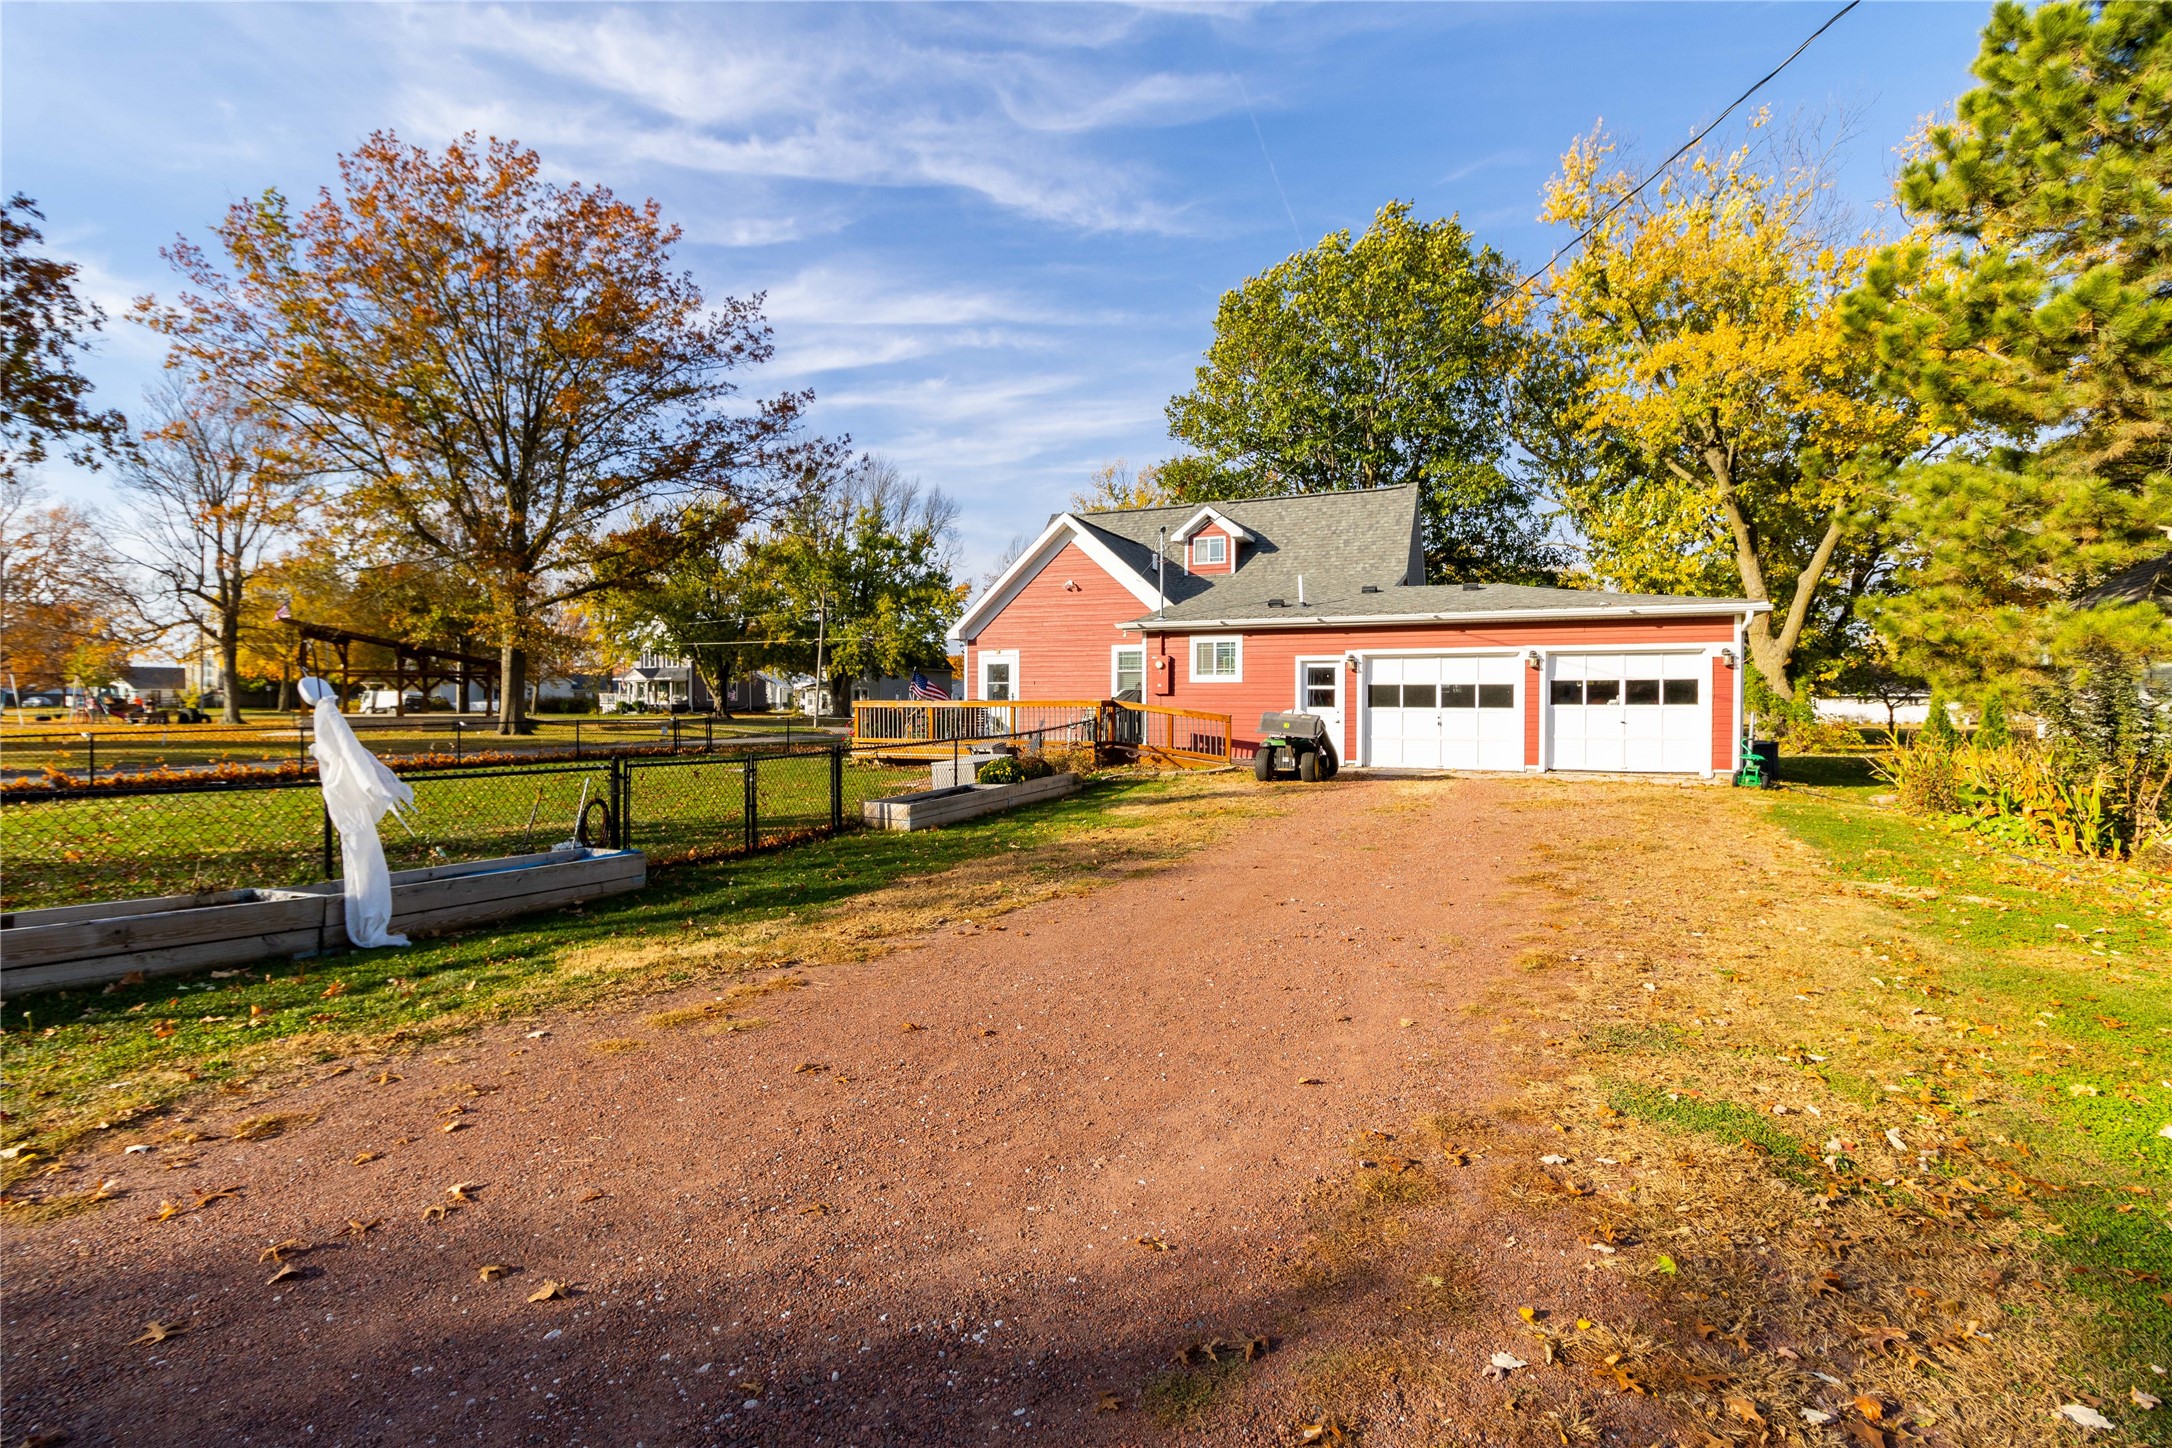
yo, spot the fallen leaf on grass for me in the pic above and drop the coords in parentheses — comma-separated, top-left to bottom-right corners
(336, 1218, 381, 1237)
(477, 1264, 513, 1282)
(351, 1151, 380, 1165)
(1803, 1408, 1835, 1425)
(1132, 1234, 1172, 1252)
(1380, 1156, 1421, 1176)
(373, 1071, 400, 1086)
(527, 1280, 568, 1303)
(2134, 1389, 2162, 1410)
(421, 1204, 452, 1222)
(439, 1121, 466, 1134)
(792, 1062, 827, 1074)
(1655, 1254, 1678, 1274)
(446, 1182, 481, 1202)
(2059, 1404, 2116, 1431)
(1727, 1397, 1766, 1426)
(321, 981, 347, 999)
(132, 1320, 184, 1345)
(1096, 1390, 1122, 1413)
(192, 1187, 238, 1208)
(265, 1263, 305, 1286)
(258, 1239, 309, 1263)
(1296, 1419, 1349, 1445)
(1810, 1270, 1844, 1298)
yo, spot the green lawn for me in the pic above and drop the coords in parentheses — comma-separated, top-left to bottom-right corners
(0, 770, 1253, 1183)
(1767, 787, 2172, 1392)
(2, 754, 926, 910)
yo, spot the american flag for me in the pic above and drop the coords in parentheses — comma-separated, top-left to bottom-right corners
(909, 670, 947, 701)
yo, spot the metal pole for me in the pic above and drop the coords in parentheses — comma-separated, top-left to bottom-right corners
(575, 719, 582, 760)
(453, 722, 461, 763)
(85, 733, 95, 785)
(322, 803, 335, 879)
(743, 755, 759, 853)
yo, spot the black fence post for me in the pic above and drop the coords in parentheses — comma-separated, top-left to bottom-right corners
(743, 755, 759, 853)
(705, 716, 713, 752)
(574, 720, 582, 760)
(830, 743, 844, 833)
(296, 720, 307, 766)
(672, 715, 681, 753)
(453, 723, 462, 763)
(619, 756, 632, 852)
(322, 803, 335, 880)
(85, 733, 96, 786)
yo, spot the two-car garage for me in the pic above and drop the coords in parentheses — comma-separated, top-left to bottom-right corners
(1357, 649, 1721, 775)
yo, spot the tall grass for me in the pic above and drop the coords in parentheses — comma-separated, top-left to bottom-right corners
(1878, 732, 2169, 861)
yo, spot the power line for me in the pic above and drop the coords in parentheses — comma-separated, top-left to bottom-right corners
(1494, 0, 1860, 313)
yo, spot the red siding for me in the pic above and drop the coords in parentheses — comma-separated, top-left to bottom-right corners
(967, 542, 1145, 699)
(1710, 656, 1735, 774)
(1149, 617, 1739, 764)
(1187, 524, 1235, 576)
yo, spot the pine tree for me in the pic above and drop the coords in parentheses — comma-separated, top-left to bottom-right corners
(1845, 1, 2172, 684)
(1976, 692, 2012, 747)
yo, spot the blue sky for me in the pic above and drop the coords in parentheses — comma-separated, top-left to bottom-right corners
(6, 1, 1990, 576)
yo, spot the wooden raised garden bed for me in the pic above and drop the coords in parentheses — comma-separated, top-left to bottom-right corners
(861, 772, 1080, 833)
(0, 846, 646, 996)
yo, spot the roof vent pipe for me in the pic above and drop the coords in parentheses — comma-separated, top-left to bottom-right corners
(1297, 574, 1306, 607)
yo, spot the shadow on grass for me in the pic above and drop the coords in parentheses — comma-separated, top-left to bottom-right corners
(1772, 752, 1883, 792)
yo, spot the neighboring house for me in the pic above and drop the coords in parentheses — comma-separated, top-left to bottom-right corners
(2078, 549, 2172, 693)
(532, 672, 614, 710)
(851, 668, 955, 702)
(604, 653, 714, 712)
(111, 666, 189, 707)
(953, 484, 1768, 777)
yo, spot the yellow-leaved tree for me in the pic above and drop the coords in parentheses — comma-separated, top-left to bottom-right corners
(1532, 120, 1936, 700)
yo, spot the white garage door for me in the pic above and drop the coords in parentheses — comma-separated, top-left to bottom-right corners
(1365, 655, 1522, 770)
(1549, 653, 1708, 773)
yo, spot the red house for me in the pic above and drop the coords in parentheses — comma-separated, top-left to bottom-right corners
(952, 484, 1768, 778)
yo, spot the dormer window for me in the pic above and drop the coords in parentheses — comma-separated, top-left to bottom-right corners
(1192, 534, 1227, 567)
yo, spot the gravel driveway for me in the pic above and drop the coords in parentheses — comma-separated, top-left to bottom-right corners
(6, 774, 1656, 1446)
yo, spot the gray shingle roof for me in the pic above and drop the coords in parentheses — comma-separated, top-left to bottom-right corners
(1074, 485, 1752, 626)
(1077, 485, 1423, 613)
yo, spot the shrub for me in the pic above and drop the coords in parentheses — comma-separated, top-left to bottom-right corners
(1017, 754, 1054, 780)
(1921, 689, 1960, 750)
(1975, 693, 2011, 747)
(1877, 731, 1962, 815)
(976, 756, 1025, 785)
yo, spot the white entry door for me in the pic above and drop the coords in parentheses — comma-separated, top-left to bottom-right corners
(1364, 655, 1521, 769)
(1294, 658, 1344, 759)
(1548, 653, 1708, 773)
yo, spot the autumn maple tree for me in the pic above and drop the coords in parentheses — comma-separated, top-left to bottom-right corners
(1534, 121, 1935, 700)
(140, 132, 811, 732)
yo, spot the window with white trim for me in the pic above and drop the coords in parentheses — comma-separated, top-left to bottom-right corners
(1112, 646, 1144, 697)
(1192, 534, 1227, 567)
(1191, 636, 1242, 682)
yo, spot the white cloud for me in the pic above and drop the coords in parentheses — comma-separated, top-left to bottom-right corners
(387, 4, 1242, 234)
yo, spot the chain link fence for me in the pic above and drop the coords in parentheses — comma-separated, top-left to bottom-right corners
(0, 713, 835, 783)
(3, 745, 927, 913)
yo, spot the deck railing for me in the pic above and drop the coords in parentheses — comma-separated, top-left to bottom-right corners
(851, 698, 1231, 767)
(1111, 701, 1233, 766)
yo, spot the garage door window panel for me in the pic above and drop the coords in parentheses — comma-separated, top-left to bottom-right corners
(1625, 678, 1662, 705)
(1587, 679, 1620, 705)
(1664, 678, 1699, 705)
(1478, 683, 1514, 708)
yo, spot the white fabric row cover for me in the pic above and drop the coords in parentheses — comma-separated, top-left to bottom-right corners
(1364, 654, 1523, 770)
(1548, 651, 1708, 773)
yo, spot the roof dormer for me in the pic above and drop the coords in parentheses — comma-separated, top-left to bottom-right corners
(1174, 506, 1251, 575)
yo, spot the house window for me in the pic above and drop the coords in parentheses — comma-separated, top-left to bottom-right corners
(1113, 647, 1144, 697)
(979, 651, 1017, 701)
(1193, 534, 1228, 567)
(1191, 636, 1241, 682)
